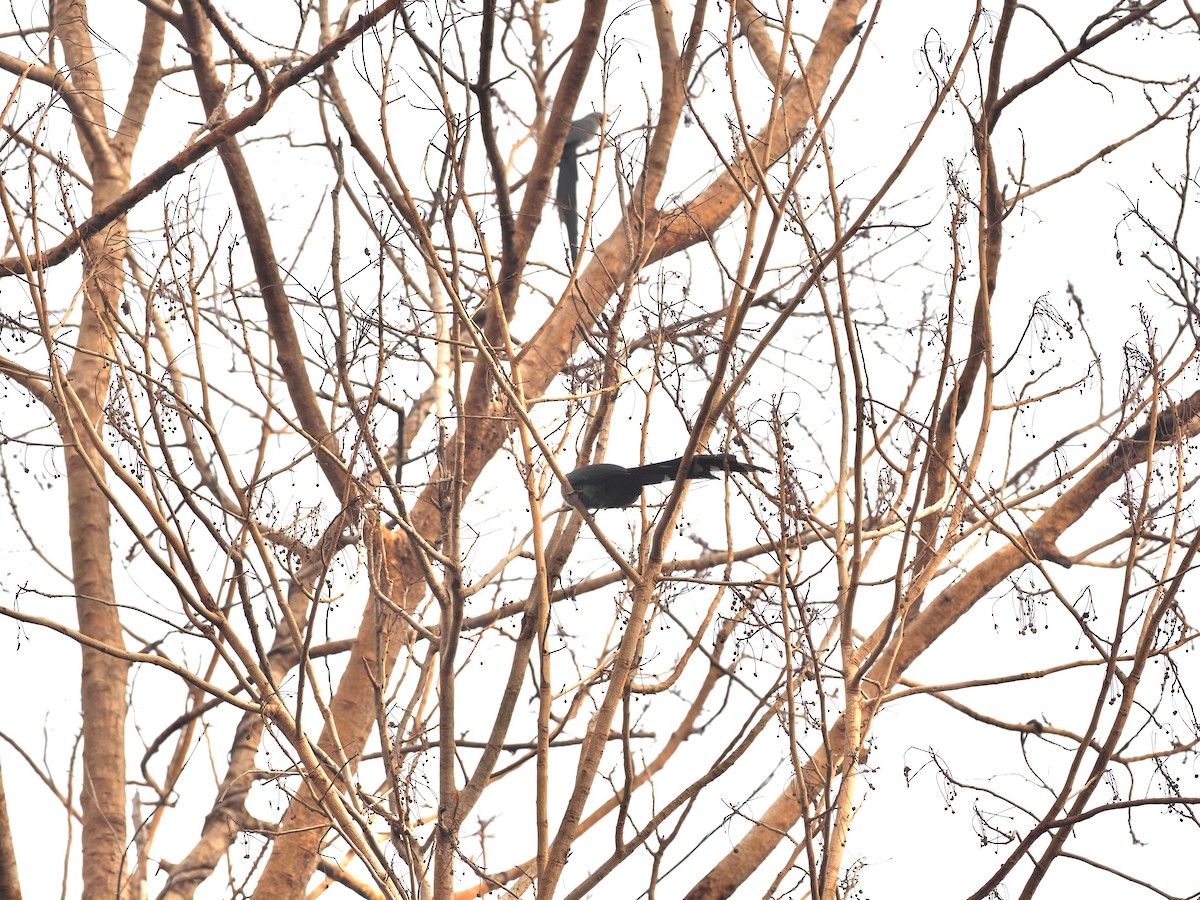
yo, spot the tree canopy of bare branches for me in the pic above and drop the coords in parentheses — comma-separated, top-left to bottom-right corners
(2, 1, 1200, 898)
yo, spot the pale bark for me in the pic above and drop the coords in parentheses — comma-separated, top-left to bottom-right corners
(50, 4, 161, 895)
(0, 759, 21, 900)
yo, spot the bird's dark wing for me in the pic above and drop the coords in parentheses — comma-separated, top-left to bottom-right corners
(564, 463, 642, 509)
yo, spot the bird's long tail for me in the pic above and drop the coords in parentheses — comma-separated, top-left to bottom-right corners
(628, 453, 765, 486)
(556, 143, 581, 263)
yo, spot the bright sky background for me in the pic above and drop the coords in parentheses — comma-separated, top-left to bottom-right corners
(2, 1, 1199, 897)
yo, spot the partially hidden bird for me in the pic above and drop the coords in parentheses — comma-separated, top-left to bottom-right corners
(557, 112, 604, 265)
(564, 453, 766, 511)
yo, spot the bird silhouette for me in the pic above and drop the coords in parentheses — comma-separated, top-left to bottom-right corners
(564, 453, 765, 511)
(557, 112, 604, 264)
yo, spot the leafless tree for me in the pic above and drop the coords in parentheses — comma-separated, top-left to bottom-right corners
(2, 1, 1199, 898)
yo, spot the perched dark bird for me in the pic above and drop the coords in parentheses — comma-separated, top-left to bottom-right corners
(564, 453, 766, 511)
(557, 112, 604, 264)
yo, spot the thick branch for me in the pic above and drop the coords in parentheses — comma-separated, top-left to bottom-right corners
(683, 391, 1200, 898)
